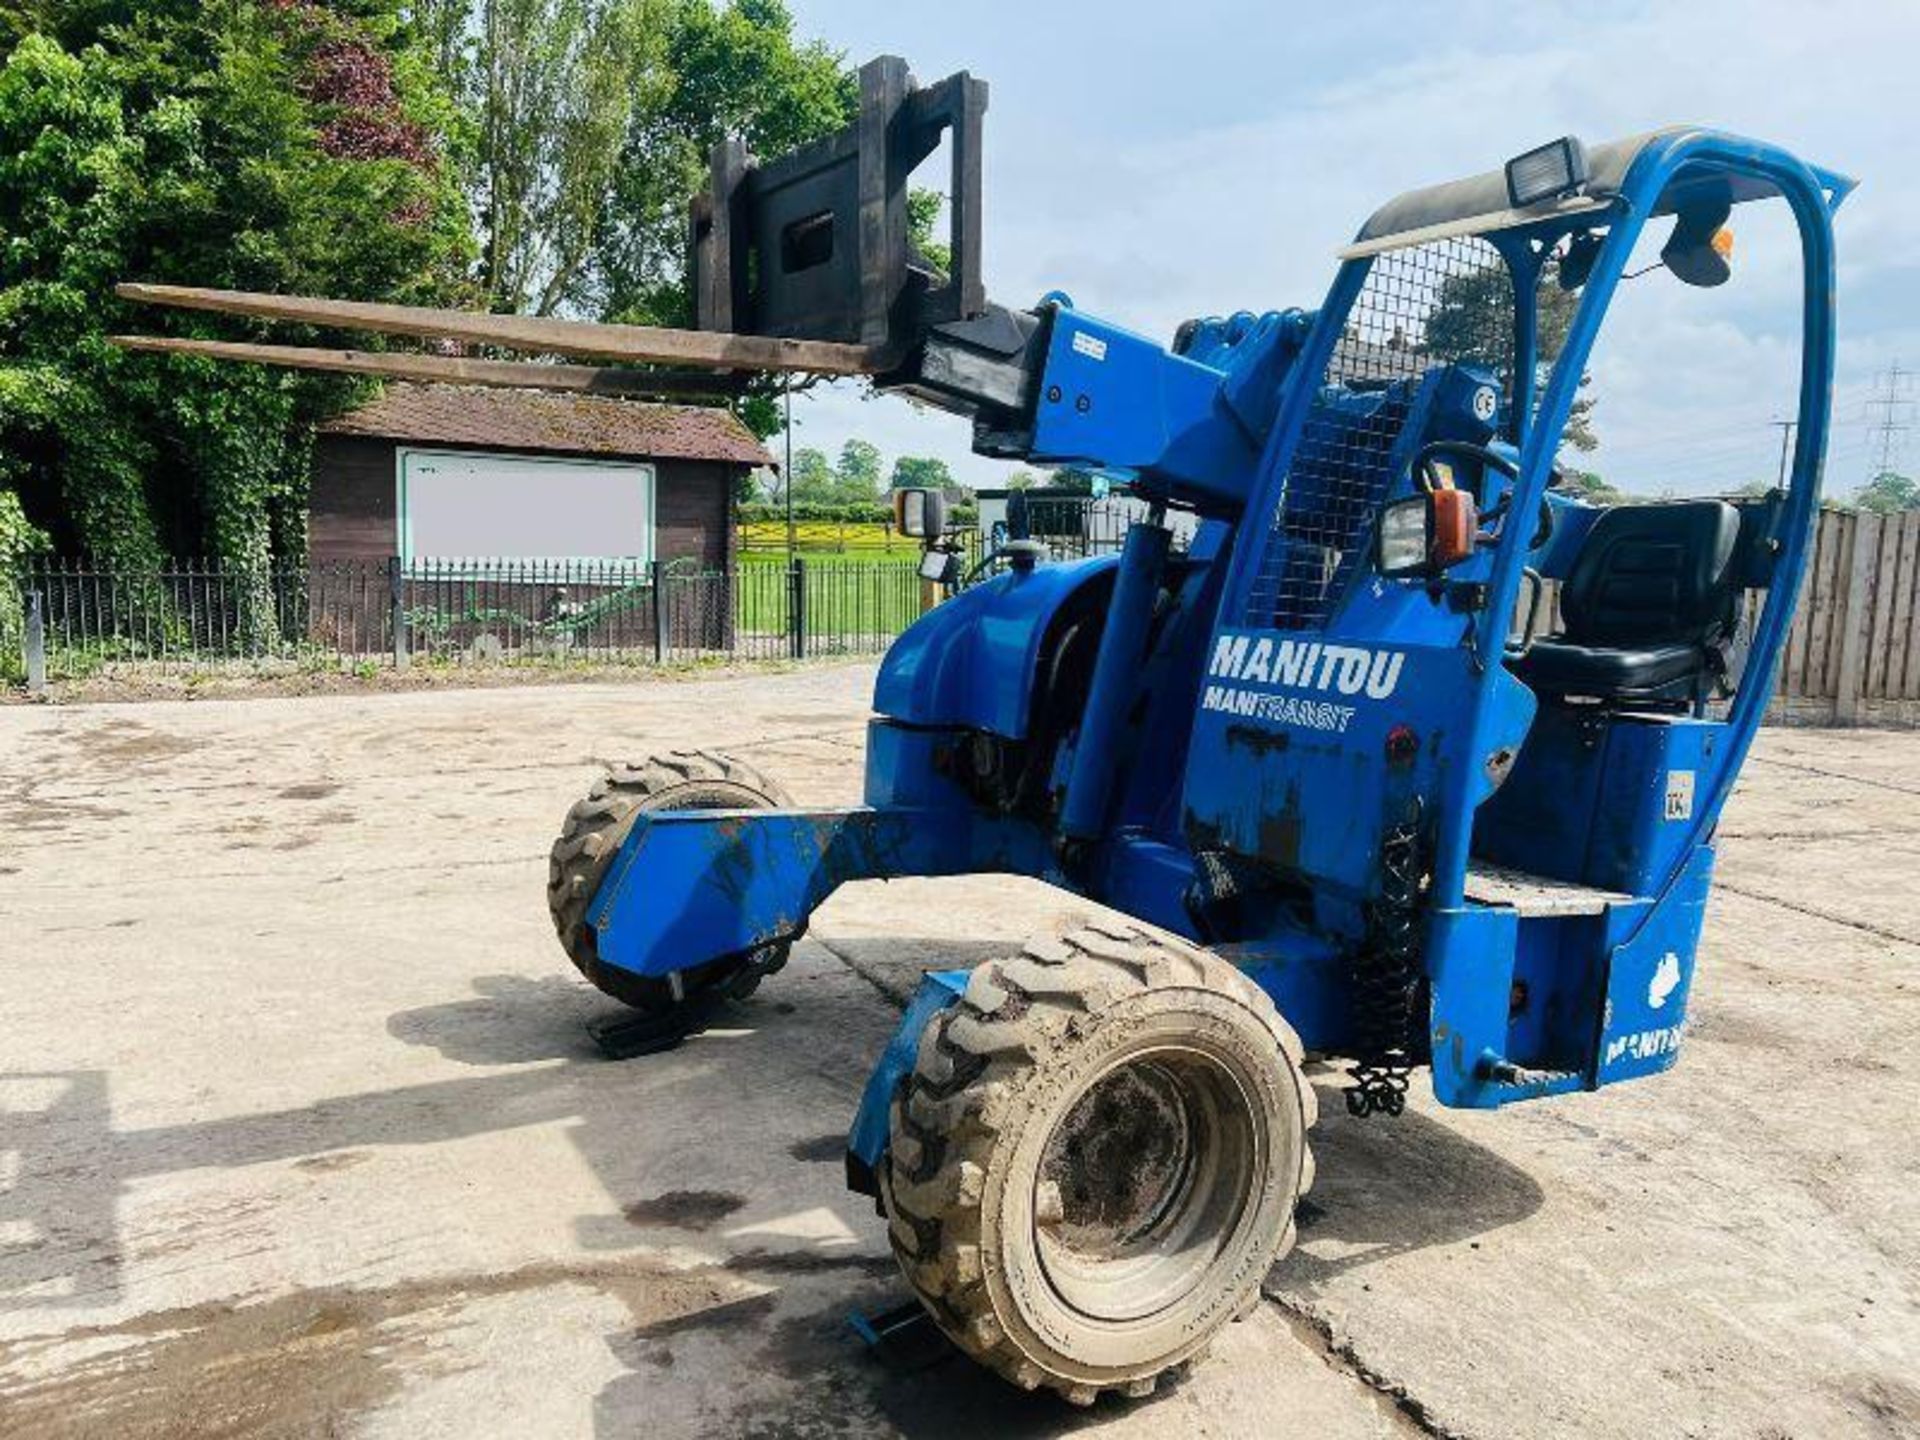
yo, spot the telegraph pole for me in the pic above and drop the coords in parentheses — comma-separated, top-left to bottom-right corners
(1770, 419, 1795, 490)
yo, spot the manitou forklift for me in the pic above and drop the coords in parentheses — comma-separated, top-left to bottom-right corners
(122, 58, 1849, 1406)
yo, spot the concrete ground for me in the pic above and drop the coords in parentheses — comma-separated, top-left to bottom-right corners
(0, 665, 1916, 1440)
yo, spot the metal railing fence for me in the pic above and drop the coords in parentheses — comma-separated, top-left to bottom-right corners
(16, 508, 1915, 723)
(5, 555, 929, 686)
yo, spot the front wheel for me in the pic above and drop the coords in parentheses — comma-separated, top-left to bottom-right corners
(882, 923, 1316, 1404)
(546, 749, 792, 1010)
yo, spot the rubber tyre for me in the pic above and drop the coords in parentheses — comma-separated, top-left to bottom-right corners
(547, 750, 792, 1010)
(882, 922, 1316, 1405)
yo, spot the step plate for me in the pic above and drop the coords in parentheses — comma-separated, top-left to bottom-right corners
(1463, 861, 1634, 916)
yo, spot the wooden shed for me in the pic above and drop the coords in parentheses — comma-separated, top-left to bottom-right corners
(309, 383, 771, 570)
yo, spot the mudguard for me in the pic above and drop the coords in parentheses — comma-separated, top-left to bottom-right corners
(872, 554, 1119, 739)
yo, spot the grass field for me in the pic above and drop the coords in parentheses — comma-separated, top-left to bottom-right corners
(730, 554, 927, 640)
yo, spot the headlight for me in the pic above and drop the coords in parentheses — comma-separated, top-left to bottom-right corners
(1377, 496, 1432, 576)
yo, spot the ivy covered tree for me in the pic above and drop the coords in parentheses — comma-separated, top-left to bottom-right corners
(0, 0, 882, 578)
(0, 1, 472, 575)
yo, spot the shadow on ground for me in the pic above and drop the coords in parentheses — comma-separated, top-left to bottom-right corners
(385, 972, 611, 1065)
(5, 955, 1547, 1437)
(1282, 1077, 1547, 1291)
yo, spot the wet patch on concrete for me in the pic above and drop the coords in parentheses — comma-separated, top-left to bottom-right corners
(0, 1287, 413, 1440)
(788, 1134, 846, 1164)
(623, 1190, 747, 1232)
(276, 782, 341, 802)
(75, 721, 203, 766)
(719, 1301, 1131, 1440)
(0, 1255, 757, 1440)
(0, 791, 128, 834)
(722, 1250, 896, 1279)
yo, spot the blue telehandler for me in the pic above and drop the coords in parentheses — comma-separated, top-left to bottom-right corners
(120, 56, 1852, 1407)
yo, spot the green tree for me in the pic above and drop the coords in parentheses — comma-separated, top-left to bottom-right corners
(1854, 470, 1919, 513)
(404, 1, 854, 434)
(414, 0, 666, 315)
(907, 186, 949, 276)
(594, 0, 855, 326)
(890, 455, 952, 492)
(835, 437, 881, 498)
(1424, 255, 1596, 453)
(0, 3, 470, 576)
(785, 445, 834, 502)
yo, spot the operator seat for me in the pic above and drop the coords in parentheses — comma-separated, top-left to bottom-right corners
(1512, 500, 1742, 707)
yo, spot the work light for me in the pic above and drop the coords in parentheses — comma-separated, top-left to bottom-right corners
(1505, 137, 1590, 209)
(1378, 489, 1478, 579)
(1378, 497, 1435, 576)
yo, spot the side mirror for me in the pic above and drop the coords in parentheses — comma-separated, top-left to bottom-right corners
(1378, 489, 1477, 579)
(1661, 197, 1734, 288)
(893, 486, 948, 539)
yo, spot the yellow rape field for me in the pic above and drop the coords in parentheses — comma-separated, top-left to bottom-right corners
(736, 520, 921, 556)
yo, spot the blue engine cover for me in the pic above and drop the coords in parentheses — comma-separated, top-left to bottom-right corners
(872, 554, 1118, 739)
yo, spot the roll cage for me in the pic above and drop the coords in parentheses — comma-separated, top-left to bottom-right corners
(1214, 129, 1854, 913)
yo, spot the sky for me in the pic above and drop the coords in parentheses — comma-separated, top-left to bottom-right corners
(777, 0, 1917, 501)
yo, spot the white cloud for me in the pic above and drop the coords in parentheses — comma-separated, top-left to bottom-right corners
(781, 0, 1917, 496)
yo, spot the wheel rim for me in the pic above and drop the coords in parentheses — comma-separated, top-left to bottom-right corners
(1033, 1043, 1264, 1323)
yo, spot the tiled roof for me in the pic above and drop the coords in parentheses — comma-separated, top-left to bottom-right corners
(320, 383, 772, 466)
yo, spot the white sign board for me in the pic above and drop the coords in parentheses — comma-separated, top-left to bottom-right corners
(398, 448, 655, 565)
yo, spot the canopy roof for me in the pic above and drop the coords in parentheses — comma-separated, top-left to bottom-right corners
(1338, 127, 1822, 259)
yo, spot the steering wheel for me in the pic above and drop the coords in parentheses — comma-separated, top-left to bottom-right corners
(1410, 440, 1555, 551)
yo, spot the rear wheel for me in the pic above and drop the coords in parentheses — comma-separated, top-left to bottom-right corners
(883, 922, 1315, 1404)
(546, 749, 792, 1011)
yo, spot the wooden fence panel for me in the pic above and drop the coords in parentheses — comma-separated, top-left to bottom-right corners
(1865, 512, 1898, 700)
(1886, 511, 1919, 699)
(1763, 507, 1920, 726)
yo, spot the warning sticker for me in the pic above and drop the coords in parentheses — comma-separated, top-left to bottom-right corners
(1070, 331, 1108, 362)
(1664, 769, 1695, 821)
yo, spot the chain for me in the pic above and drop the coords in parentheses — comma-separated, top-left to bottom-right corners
(1345, 802, 1427, 1118)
